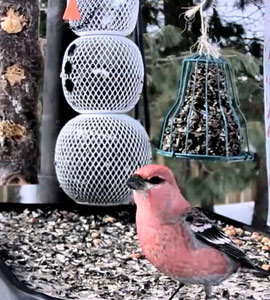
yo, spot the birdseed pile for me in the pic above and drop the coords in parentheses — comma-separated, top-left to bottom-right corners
(162, 63, 242, 156)
(0, 209, 269, 300)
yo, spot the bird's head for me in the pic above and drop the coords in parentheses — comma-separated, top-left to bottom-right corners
(127, 164, 189, 215)
(127, 164, 176, 192)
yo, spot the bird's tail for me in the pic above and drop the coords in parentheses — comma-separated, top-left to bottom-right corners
(242, 259, 270, 278)
(252, 266, 270, 278)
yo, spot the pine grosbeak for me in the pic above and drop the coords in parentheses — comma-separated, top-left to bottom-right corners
(127, 164, 270, 300)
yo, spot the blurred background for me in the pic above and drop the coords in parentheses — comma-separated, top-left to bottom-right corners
(0, 0, 267, 229)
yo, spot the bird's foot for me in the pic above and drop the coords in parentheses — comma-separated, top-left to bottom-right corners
(204, 284, 212, 300)
(168, 283, 184, 300)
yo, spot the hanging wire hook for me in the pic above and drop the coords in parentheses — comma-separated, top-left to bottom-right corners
(186, 0, 219, 57)
(197, 0, 214, 11)
(185, 0, 214, 20)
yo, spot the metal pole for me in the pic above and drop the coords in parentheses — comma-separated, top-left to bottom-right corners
(134, 0, 151, 135)
(133, 21, 140, 122)
(264, 1, 270, 226)
(38, 0, 77, 204)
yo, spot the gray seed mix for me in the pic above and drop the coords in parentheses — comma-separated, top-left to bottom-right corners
(0, 209, 269, 300)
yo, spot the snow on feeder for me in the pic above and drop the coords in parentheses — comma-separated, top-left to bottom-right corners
(54, 114, 152, 205)
(157, 54, 253, 161)
(61, 36, 144, 113)
(66, 0, 139, 36)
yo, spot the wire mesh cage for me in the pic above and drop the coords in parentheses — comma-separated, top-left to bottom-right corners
(67, 0, 139, 36)
(55, 114, 152, 205)
(61, 36, 144, 113)
(157, 54, 253, 161)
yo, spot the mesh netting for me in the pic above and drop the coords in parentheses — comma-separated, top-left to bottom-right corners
(157, 54, 252, 161)
(68, 0, 139, 36)
(61, 36, 144, 113)
(55, 114, 152, 205)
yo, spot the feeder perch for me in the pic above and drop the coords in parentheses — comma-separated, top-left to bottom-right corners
(61, 36, 144, 113)
(55, 114, 152, 205)
(157, 54, 253, 161)
(67, 0, 139, 36)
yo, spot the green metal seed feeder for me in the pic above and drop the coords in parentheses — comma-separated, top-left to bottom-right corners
(156, 53, 253, 161)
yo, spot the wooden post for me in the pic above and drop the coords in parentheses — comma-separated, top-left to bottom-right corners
(0, 0, 42, 185)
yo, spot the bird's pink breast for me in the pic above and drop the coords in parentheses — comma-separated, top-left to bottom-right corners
(136, 215, 230, 281)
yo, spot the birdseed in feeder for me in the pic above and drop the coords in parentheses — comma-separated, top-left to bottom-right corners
(162, 61, 242, 157)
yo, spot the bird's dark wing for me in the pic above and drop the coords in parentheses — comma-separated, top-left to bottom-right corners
(181, 207, 256, 269)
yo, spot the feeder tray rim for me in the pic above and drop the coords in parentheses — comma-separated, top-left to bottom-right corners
(68, 109, 135, 114)
(183, 53, 228, 64)
(70, 31, 137, 37)
(156, 149, 254, 162)
(73, 200, 133, 207)
(64, 113, 143, 119)
(69, 34, 140, 43)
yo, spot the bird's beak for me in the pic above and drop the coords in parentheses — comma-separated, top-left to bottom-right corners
(127, 174, 146, 191)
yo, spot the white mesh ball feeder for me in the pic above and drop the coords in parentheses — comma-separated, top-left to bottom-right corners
(65, 0, 139, 36)
(55, 114, 152, 205)
(61, 35, 144, 113)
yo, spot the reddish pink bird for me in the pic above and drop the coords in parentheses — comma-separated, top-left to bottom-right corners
(127, 164, 270, 300)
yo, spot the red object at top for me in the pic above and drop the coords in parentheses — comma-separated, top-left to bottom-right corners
(63, 0, 81, 21)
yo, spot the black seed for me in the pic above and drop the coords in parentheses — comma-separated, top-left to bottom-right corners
(64, 61, 72, 75)
(65, 79, 74, 92)
(68, 44, 77, 57)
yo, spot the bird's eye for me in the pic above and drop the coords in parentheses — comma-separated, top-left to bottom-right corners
(185, 215, 194, 222)
(147, 176, 165, 185)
